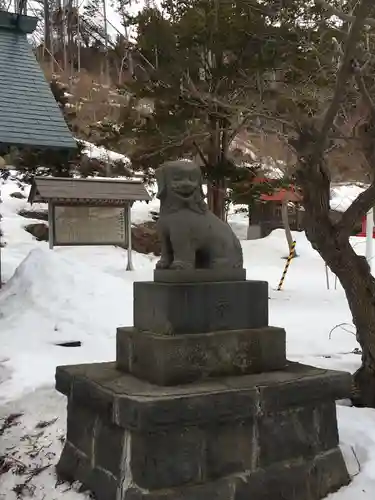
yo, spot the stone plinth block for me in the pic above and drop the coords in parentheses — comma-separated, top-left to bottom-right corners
(56, 361, 351, 500)
(133, 280, 268, 335)
(153, 268, 246, 283)
(116, 326, 286, 385)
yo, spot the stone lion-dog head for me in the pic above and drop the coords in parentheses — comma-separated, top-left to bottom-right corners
(156, 160, 207, 214)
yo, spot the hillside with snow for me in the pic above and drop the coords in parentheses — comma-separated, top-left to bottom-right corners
(0, 176, 375, 499)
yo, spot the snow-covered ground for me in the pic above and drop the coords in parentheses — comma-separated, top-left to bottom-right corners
(1, 178, 375, 499)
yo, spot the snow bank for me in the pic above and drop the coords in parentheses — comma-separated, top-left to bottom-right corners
(0, 246, 155, 402)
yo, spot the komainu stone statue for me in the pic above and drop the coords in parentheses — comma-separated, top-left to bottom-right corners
(155, 160, 243, 270)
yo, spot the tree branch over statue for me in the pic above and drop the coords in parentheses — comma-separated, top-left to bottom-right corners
(220, 0, 375, 406)
(283, 0, 375, 407)
(315, 0, 372, 149)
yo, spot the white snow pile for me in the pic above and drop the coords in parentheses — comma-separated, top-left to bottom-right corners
(1, 176, 375, 499)
(0, 247, 132, 398)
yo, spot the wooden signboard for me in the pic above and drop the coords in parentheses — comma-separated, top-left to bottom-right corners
(52, 205, 127, 247)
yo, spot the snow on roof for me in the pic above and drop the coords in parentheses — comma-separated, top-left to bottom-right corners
(79, 139, 130, 165)
(29, 176, 151, 205)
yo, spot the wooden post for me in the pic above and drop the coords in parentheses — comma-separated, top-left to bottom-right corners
(48, 202, 54, 250)
(126, 203, 134, 271)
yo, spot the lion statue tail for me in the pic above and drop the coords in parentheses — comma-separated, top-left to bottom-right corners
(232, 230, 243, 268)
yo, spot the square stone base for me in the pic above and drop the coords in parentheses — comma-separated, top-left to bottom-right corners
(153, 268, 247, 283)
(133, 280, 268, 335)
(55, 361, 351, 500)
(116, 326, 286, 385)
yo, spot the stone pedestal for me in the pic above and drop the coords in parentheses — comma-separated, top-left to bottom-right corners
(116, 326, 286, 385)
(134, 280, 268, 334)
(56, 362, 350, 500)
(56, 279, 351, 500)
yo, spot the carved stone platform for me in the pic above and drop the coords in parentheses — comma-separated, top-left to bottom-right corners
(134, 280, 268, 335)
(116, 326, 286, 385)
(153, 268, 246, 283)
(56, 279, 351, 500)
(55, 361, 351, 500)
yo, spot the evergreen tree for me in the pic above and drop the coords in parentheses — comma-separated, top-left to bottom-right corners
(100, 0, 314, 218)
(10, 141, 86, 182)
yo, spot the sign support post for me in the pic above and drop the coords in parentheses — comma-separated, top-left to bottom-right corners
(48, 201, 54, 250)
(126, 203, 134, 271)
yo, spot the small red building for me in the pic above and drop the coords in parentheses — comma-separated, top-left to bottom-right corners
(250, 178, 304, 236)
(260, 187, 302, 203)
(357, 216, 375, 238)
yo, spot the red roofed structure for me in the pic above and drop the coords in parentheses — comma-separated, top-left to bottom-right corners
(261, 188, 302, 202)
(251, 177, 303, 202)
(248, 177, 304, 238)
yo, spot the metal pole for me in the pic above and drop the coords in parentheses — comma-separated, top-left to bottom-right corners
(126, 203, 133, 271)
(325, 264, 330, 290)
(366, 208, 373, 271)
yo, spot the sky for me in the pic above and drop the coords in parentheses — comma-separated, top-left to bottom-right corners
(16, 0, 155, 45)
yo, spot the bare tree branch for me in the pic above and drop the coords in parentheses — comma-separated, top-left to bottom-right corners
(227, 112, 294, 146)
(317, 0, 374, 150)
(338, 183, 375, 235)
(353, 62, 375, 113)
(193, 140, 209, 168)
(135, 133, 210, 160)
(182, 73, 296, 131)
(315, 0, 375, 28)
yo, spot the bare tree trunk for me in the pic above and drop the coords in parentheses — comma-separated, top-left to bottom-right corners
(288, 0, 375, 408)
(61, 2, 68, 73)
(77, 2, 81, 73)
(206, 117, 227, 221)
(296, 151, 375, 407)
(208, 181, 226, 220)
(307, 221, 375, 406)
(67, 0, 74, 80)
(102, 0, 110, 85)
(43, 0, 51, 64)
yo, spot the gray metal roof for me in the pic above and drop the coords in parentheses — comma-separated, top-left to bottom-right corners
(0, 11, 76, 150)
(28, 176, 151, 205)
